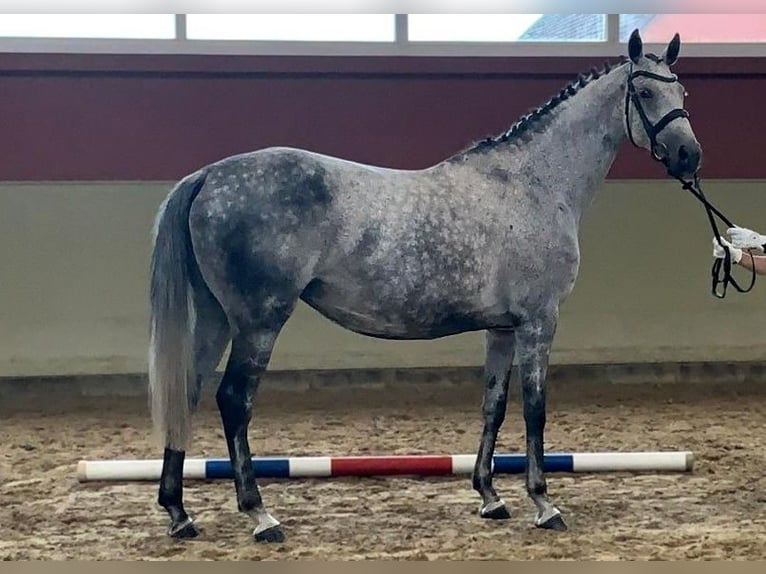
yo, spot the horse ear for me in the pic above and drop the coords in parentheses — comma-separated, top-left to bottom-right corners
(628, 28, 643, 64)
(663, 32, 681, 66)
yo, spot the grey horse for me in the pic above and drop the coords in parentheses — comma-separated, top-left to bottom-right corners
(147, 29, 702, 542)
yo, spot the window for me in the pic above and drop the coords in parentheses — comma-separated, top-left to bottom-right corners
(1, 13, 766, 56)
(186, 14, 395, 42)
(0, 14, 176, 39)
(620, 14, 766, 43)
(408, 14, 607, 42)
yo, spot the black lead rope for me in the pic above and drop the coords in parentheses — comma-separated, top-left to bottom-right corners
(671, 173, 757, 299)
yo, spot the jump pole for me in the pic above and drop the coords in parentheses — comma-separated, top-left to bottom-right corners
(77, 451, 693, 482)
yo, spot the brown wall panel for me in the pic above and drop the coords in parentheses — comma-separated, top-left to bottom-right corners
(1, 53, 765, 181)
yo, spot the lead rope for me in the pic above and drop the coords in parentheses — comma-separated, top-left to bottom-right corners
(670, 173, 756, 299)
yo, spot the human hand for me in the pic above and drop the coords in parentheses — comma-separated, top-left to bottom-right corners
(712, 236, 742, 263)
(727, 226, 766, 252)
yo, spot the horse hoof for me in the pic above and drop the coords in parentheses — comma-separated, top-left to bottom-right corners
(254, 525, 285, 543)
(479, 499, 511, 520)
(536, 512, 568, 532)
(168, 517, 199, 539)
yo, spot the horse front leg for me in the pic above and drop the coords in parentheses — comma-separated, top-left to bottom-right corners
(472, 329, 516, 519)
(517, 308, 567, 531)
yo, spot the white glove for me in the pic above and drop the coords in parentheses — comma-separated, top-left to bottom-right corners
(712, 237, 742, 263)
(727, 226, 766, 252)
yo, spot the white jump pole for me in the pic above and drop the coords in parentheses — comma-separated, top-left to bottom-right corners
(77, 451, 694, 482)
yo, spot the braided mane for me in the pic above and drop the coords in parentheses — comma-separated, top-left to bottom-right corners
(453, 56, 631, 159)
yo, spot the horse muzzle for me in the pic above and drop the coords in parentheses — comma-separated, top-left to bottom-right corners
(668, 142, 702, 177)
(664, 140, 702, 178)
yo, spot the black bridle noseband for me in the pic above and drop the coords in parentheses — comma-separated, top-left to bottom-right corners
(624, 61, 756, 299)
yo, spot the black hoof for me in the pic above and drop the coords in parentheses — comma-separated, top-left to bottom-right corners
(537, 514, 568, 532)
(168, 519, 200, 539)
(480, 501, 511, 520)
(254, 525, 285, 543)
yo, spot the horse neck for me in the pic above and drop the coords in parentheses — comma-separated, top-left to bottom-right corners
(464, 65, 630, 223)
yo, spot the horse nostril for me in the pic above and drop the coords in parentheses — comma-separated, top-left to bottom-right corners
(677, 143, 701, 174)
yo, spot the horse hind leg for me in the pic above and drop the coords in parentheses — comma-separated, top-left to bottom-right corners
(157, 286, 230, 538)
(215, 299, 296, 543)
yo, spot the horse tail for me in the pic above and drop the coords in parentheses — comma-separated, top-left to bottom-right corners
(148, 169, 208, 451)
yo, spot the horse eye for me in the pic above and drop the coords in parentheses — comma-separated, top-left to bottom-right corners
(639, 88, 653, 99)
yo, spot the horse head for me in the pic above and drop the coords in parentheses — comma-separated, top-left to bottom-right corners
(624, 28, 703, 178)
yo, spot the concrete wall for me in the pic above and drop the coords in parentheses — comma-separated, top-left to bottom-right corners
(2, 178, 766, 378)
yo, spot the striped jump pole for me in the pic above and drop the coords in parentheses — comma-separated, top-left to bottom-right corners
(77, 451, 693, 482)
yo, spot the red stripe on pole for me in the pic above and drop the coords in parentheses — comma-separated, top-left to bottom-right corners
(330, 455, 453, 477)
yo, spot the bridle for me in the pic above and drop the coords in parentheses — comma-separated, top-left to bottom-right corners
(624, 62, 689, 162)
(624, 59, 756, 299)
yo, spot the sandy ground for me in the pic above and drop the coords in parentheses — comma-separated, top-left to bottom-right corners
(1, 377, 766, 560)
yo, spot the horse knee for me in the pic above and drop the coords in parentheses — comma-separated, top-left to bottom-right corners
(522, 384, 546, 418)
(482, 405, 506, 430)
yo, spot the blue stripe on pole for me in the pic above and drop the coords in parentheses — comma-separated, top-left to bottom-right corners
(493, 454, 574, 473)
(205, 458, 290, 479)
